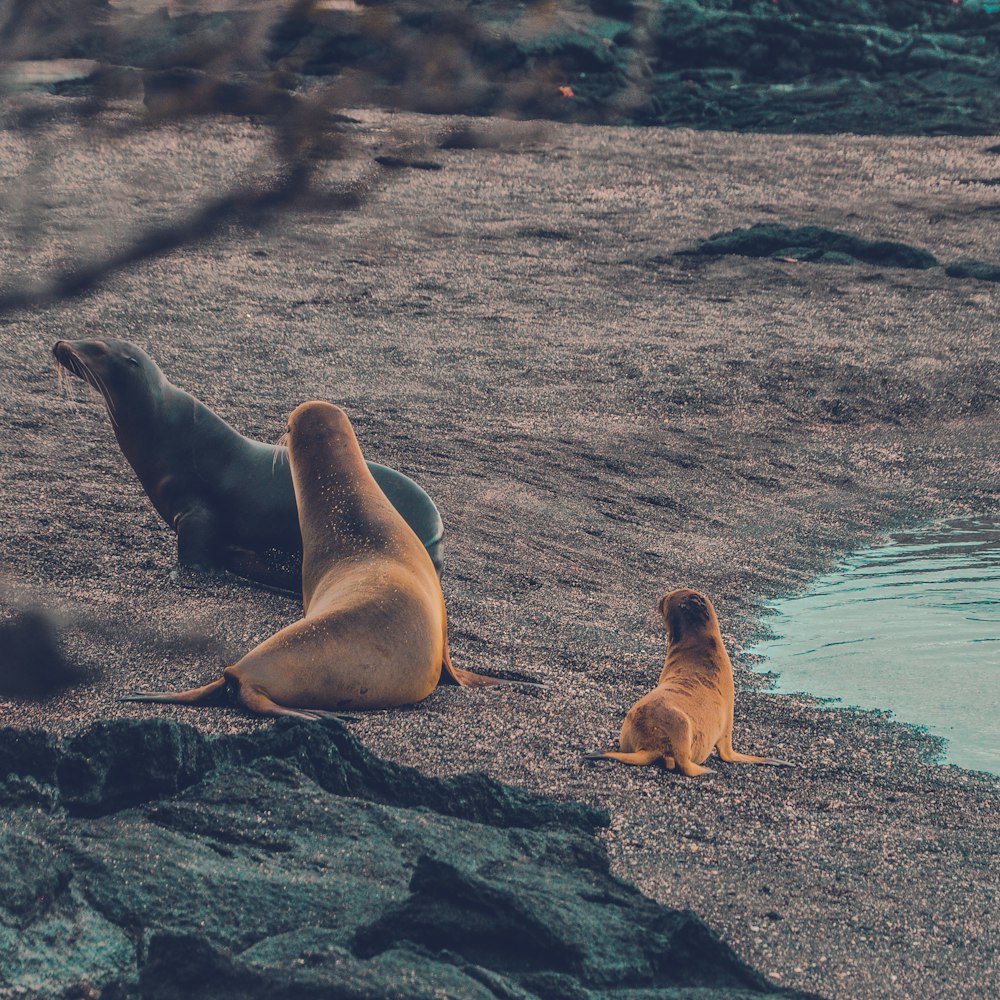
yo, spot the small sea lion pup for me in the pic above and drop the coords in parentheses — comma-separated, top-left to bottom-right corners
(586, 589, 792, 777)
(52, 338, 444, 587)
(123, 401, 500, 717)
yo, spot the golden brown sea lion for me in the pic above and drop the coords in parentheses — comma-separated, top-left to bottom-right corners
(122, 401, 497, 718)
(586, 588, 792, 776)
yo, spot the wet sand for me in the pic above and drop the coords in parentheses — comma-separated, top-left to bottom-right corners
(1, 105, 998, 998)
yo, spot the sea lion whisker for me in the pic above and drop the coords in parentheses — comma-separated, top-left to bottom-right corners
(54, 359, 79, 407)
(84, 364, 120, 429)
(95, 383, 119, 428)
(57, 345, 118, 424)
(54, 348, 78, 383)
(272, 433, 289, 472)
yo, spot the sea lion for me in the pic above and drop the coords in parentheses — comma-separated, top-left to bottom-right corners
(52, 338, 444, 587)
(586, 588, 791, 776)
(122, 401, 500, 718)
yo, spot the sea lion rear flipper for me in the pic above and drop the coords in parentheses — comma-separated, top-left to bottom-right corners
(443, 664, 506, 688)
(584, 749, 662, 766)
(444, 667, 544, 689)
(716, 739, 795, 768)
(675, 758, 715, 777)
(440, 650, 542, 690)
(119, 676, 228, 705)
(439, 642, 494, 687)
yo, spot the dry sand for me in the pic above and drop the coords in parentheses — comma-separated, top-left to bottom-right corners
(0, 103, 998, 999)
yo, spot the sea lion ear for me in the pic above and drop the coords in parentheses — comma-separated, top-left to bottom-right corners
(683, 592, 713, 627)
(656, 593, 670, 619)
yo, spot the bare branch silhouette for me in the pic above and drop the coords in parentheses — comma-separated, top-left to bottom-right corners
(0, 2, 591, 313)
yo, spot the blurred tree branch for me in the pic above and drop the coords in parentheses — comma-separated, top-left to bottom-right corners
(0, 0, 645, 313)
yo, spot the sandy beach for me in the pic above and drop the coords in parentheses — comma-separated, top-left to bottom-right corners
(1, 105, 998, 997)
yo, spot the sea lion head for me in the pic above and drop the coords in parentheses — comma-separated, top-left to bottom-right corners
(287, 400, 352, 442)
(53, 338, 166, 415)
(657, 588, 717, 644)
(284, 401, 382, 581)
(285, 400, 365, 484)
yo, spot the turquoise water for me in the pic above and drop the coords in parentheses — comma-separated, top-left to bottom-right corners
(749, 519, 1000, 775)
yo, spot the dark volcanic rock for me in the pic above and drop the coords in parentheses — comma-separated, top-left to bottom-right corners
(47, 714, 604, 829)
(945, 258, 1000, 282)
(141, 68, 299, 118)
(642, 0, 1000, 132)
(57, 718, 218, 816)
(0, 726, 60, 789)
(0, 0, 111, 60)
(691, 223, 940, 269)
(134, 930, 531, 1000)
(692, 225, 1000, 287)
(0, 719, 811, 999)
(353, 854, 773, 994)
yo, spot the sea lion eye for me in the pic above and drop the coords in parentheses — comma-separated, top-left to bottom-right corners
(125, 356, 140, 366)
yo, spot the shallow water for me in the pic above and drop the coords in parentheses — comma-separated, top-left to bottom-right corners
(749, 518, 1000, 775)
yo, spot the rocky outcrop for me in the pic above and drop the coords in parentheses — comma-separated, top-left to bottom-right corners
(945, 258, 1000, 281)
(0, 718, 814, 999)
(687, 223, 1000, 287)
(4, 0, 1000, 134)
(642, 0, 1000, 133)
(689, 223, 940, 269)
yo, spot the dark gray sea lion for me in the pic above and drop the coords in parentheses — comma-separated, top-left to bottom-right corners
(53, 339, 443, 588)
(586, 589, 792, 777)
(122, 401, 500, 718)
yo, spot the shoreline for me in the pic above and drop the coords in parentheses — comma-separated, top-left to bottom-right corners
(0, 111, 998, 997)
(744, 514, 1000, 777)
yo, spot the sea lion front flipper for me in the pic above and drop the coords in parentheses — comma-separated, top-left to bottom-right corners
(173, 504, 221, 568)
(119, 676, 228, 705)
(222, 545, 301, 595)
